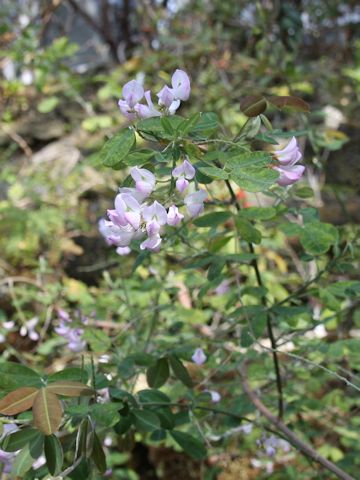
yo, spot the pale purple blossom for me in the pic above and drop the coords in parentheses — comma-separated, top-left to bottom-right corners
(167, 205, 184, 226)
(118, 79, 145, 120)
(54, 312, 86, 353)
(184, 189, 208, 217)
(134, 90, 161, 119)
(239, 423, 253, 435)
(118, 69, 191, 120)
(274, 137, 302, 165)
(157, 86, 180, 114)
(273, 137, 305, 186)
(214, 279, 231, 295)
(172, 160, 196, 193)
(116, 246, 131, 256)
(192, 348, 207, 365)
(142, 201, 168, 236)
(130, 167, 156, 197)
(275, 164, 305, 186)
(205, 390, 221, 403)
(140, 234, 162, 252)
(170, 69, 191, 101)
(114, 193, 142, 230)
(20, 317, 39, 341)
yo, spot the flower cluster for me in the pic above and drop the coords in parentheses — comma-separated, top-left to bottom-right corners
(99, 161, 207, 255)
(257, 434, 291, 457)
(54, 309, 87, 352)
(118, 69, 190, 120)
(273, 137, 305, 186)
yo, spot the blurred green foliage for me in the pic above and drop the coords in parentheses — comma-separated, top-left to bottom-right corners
(0, 1, 360, 479)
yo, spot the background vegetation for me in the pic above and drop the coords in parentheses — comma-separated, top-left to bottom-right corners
(0, 1, 359, 479)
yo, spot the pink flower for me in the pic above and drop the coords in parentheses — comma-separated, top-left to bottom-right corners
(172, 160, 196, 193)
(170, 69, 191, 101)
(184, 189, 207, 217)
(167, 205, 184, 226)
(114, 193, 142, 230)
(142, 201, 168, 236)
(205, 390, 221, 403)
(192, 348, 207, 365)
(274, 137, 302, 165)
(130, 167, 156, 196)
(140, 234, 162, 252)
(118, 79, 145, 120)
(273, 137, 305, 186)
(214, 279, 231, 295)
(275, 164, 305, 186)
(116, 246, 131, 256)
(157, 86, 180, 114)
(135, 90, 161, 119)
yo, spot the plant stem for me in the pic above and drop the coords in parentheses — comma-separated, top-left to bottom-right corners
(239, 362, 356, 480)
(225, 179, 284, 419)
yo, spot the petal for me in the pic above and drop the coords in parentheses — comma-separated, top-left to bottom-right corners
(118, 99, 136, 120)
(168, 99, 181, 115)
(183, 159, 196, 179)
(191, 348, 207, 365)
(157, 85, 175, 107)
(140, 234, 162, 252)
(171, 69, 191, 101)
(124, 211, 141, 230)
(116, 246, 131, 256)
(176, 177, 189, 193)
(122, 79, 144, 107)
(153, 201, 168, 224)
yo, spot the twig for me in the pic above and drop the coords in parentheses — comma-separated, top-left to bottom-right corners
(225, 179, 284, 419)
(239, 363, 356, 480)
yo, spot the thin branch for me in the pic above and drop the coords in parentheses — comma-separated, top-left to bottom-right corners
(239, 363, 356, 480)
(225, 178, 284, 419)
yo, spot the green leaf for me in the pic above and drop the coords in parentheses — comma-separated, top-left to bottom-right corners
(177, 113, 201, 135)
(44, 434, 63, 476)
(76, 417, 94, 459)
(236, 218, 262, 244)
(10, 432, 44, 478)
(83, 328, 112, 353)
(137, 389, 171, 405)
(208, 258, 226, 281)
(114, 415, 133, 435)
(137, 116, 183, 140)
(239, 207, 277, 221)
(197, 166, 229, 180)
(146, 358, 169, 388)
(90, 403, 120, 427)
(132, 409, 161, 432)
(37, 96, 59, 113)
(170, 431, 207, 460)
(231, 167, 279, 192)
(101, 128, 135, 168)
(92, 432, 107, 474)
(122, 150, 155, 166)
(1, 428, 42, 452)
(193, 211, 232, 228)
(193, 112, 218, 134)
(47, 367, 88, 383)
(0, 362, 42, 393)
(156, 408, 175, 430)
(169, 356, 193, 388)
(299, 222, 338, 255)
(226, 151, 278, 192)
